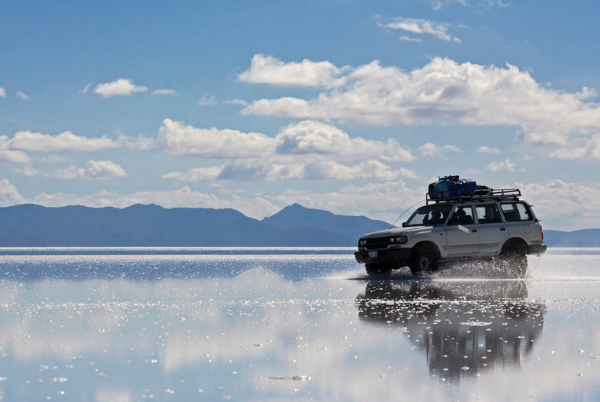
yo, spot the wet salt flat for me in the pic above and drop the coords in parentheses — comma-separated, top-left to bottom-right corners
(0, 248, 599, 401)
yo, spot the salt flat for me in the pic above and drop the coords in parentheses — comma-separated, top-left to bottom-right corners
(0, 248, 597, 401)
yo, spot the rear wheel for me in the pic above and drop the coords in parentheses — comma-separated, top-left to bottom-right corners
(499, 242, 528, 277)
(409, 248, 438, 275)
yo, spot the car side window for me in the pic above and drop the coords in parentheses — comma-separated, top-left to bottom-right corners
(501, 202, 533, 222)
(476, 204, 502, 224)
(447, 205, 474, 226)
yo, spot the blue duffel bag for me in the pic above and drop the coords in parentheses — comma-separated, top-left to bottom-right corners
(428, 176, 477, 199)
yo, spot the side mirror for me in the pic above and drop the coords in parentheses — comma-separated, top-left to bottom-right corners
(402, 222, 407, 227)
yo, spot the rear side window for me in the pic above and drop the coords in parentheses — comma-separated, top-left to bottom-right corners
(476, 204, 502, 224)
(501, 202, 533, 222)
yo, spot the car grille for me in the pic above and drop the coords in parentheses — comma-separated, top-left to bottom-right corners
(365, 237, 389, 250)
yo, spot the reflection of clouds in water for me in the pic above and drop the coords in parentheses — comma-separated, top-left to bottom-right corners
(1, 254, 600, 401)
(356, 280, 546, 382)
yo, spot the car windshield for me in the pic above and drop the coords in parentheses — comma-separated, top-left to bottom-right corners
(405, 205, 452, 226)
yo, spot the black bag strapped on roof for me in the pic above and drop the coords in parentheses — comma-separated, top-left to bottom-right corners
(428, 175, 478, 200)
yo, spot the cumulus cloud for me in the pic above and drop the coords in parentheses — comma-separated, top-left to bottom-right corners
(0, 87, 6, 97)
(94, 79, 148, 98)
(419, 143, 462, 158)
(158, 119, 414, 163)
(275, 120, 414, 162)
(550, 134, 600, 159)
(240, 56, 600, 149)
(16, 91, 29, 100)
(517, 180, 600, 230)
(152, 89, 177, 96)
(0, 136, 32, 163)
(477, 146, 500, 154)
(158, 119, 275, 158)
(238, 54, 346, 88)
(486, 159, 515, 172)
(380, 17, 461, 43)
(163, 160, 417, 182)
(54, 160, 127, 179)
(0, 179, 25, 206)
(8, 130, 119, 152)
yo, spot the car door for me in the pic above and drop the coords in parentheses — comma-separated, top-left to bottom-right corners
(445, 205, 481, 257)
(475, 203, 508, 256)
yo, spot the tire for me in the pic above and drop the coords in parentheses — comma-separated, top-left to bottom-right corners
(409, 248, 438, 275)
(365, 263, 392, 276)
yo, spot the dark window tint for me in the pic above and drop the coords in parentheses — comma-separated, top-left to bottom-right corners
(476, 204, 502, 224)
(501, 202, 533, 222)
(447, 206, 474, 226)
(405, 204, 452, 226)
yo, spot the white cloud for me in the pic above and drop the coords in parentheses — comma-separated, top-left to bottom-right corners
(427, 0, 508, 10)
(0, 136, 32, 163)
(517, 180, 600, 230)
(550, 134, 600, 159)
(94, 79, 148, 98)
(380, 18, 461, 43)
(0, 150, 31, 164)
(158, 119, 275, 158)
(486, 158, 514, 172)
(238, 54, 345, 88)
(399, 36, 422, 43)
(0, 179, 25, 206)
(152, 89, 177, 96)
(16, 91, 29, 100)
(197, 93, 217, 106)
(8, 130, 119, 152)
(163, 160, 417, 182)
(0, 87, 6, 97)
(158, 119, 413, 162)
(80, 83, 92, 94)
(241, 56, 600, 149)
(224, 98, 248, 106)
(477, 145, 500, 154)
(117, 135, 157, 151)
(54, 160, 127, 179)
(275, 120, 414, 162)
(419, 142, 462, 158)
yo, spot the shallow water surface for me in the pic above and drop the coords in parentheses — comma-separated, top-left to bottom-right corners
(0, 248, 599, 401)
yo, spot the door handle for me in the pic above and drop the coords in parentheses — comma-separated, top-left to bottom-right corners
(472, 229, 478, 233)
(500, 227, 506, 231)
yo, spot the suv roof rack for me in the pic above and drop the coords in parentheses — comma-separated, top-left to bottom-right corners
(425, 188, 521, 205)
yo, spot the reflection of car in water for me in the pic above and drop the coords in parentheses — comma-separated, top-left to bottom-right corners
(356, 280, 546, 382)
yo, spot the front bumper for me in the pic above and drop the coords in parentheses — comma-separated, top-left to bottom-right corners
(527, 243, 548, 256)
(354, 248, 412, 265)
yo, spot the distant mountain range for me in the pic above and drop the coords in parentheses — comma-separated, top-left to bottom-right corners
(0, 203, 595, 247)
(0, 203, 391, 247)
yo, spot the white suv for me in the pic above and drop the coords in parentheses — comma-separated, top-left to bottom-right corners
(355, 189, 546, 276)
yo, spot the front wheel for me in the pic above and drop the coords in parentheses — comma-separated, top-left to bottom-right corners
(365, 263, 392, 276)
(409, 248, 438, 275)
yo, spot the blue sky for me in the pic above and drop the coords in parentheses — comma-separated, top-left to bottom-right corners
(1, 0, 599, 230)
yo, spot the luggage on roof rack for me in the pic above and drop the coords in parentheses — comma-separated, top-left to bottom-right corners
(428, 175, 477, 200)
(425, 187, 522, 204)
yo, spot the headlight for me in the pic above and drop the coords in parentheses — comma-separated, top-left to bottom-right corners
(389, 236, 408, 244)
(359, 239, 367, 246)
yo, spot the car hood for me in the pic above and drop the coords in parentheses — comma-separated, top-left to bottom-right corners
(360, 226, 433, 239)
